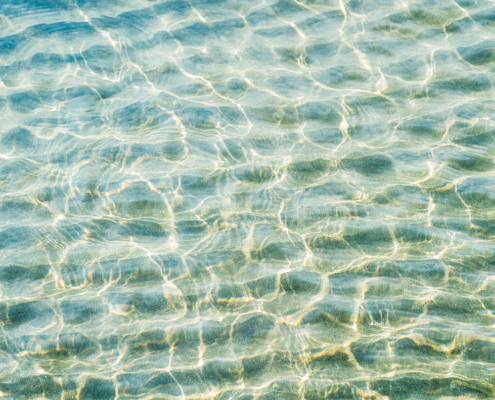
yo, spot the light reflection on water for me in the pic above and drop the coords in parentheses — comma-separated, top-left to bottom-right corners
(1, 0, 495, 398)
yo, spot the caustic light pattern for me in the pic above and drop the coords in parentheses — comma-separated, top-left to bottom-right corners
(1, 0, 495, 399)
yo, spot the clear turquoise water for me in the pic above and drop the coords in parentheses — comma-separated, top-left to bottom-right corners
(1, 0, 495, 399)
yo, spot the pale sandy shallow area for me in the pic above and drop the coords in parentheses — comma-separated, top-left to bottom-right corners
(1, 0, 495, 399)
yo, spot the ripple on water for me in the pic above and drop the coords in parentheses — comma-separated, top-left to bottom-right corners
(1, 0, 495, 398)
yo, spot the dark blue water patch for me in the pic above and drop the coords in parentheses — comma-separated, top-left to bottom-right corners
(81, 45, 125, 76)
(211, 17, 246, 34)
(356, 259, 447, 283)
(92, 8, 158, 41)
(304, 382, 362, 400)
(133, 30, 173, 52)
(186, 137, 219, 157)
(297, 181, 362, 201)
(232, 313, 275, 345)
(270, 0, 308, 17)
(0, 159, 39, 185)
(303, 128, 343, 146)
(153, 0, 191, 16)
(313, 66, 372, 88)
(117, 373, 155, 396)
(255, 25, 298, 39)
(215, 78, 250, 97)
(182, 50, 240, 74)
(427, 294, 486, 324)
(245, 275, 278, 299)
(445, 16, 476, 34)
(5, 301, 55, 328)
(359, 37, 417, 59)
(457, 39, 495, 65)
(429, 73, 493, 95)
(31, 21, 96, 39)
(245, 7, 279, 27)
(245, 105, 298, 126)
(7, 91, 41, 113)
(234, 165, 275, 184)
(218, 106, 249, 126)
(243, 45, 280, 66)
(169, 82, 212, 97)
(129, 329, 170, 354)
(346, 122, 386, 141)
(455, 0, 485, 8)
(452, 101, 495, 120)
(395, 118, 445, 139)
(342, 222, 394, 252)
(172, 19, 245, 47)
(0, 23, 94, 61)
(39, 85, 102, 104)
(0, 127, 37, 149)
(250, 241, 306, 262)
(211, 283, 245, 310)
(470, 7, 495, 27)
(447, 151, 494, 172)
(280, 270, 321, 295)
(453, 131, 494, 148)
(458, 177, 495, 208)
(110, 102, 152, 128)
(371, 374, 493, 399)
(302, 296, 356, 325)
(221, 138, 246, 162)
(180, 174, 219, 197)
(176, 218, 208, 236)
(394, 223, 437, 244)
(345, 93, 395, 115)
(145, 62, 191, 89)
(286, 158, 332, 181)
(144, 371, 182, 396)
(431, 187, 467, 215)
(340, 153, 395, 176)
(359, 298, 423, 327)
(201, 359, 243, 385)
(0, 53, 82, 80)
(308, 350, 355, 372)
(407, 3, 459, 26)
(0, 264, 50, 283)
(256, 380, 301, 400)
(267, 75, 315, 96)
(374, 184, 430, 209)
(463, 339, 495, 363)
(176, 106, 225, 129)
(201, 320, 230, 346)
(0, 0, 70, 16)
(61, 299, 106, 325)
(111, 181, 168, 215)
(0, 226, 40, 250)
(80, 377, 116, 400)
(472, 218, 495, 238)
(431, 217, 472, 236)
(188, 0, 225, 7)
(382, 57, 428, 80)
(132, 291, 169, 315)
(128, 141, 187, 162)
(0, 375, 62, 399)
(123, 220, 171, 238)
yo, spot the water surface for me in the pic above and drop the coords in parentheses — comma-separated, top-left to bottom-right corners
(1, 0, 495, 398)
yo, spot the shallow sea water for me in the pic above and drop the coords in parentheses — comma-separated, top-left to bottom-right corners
(1, 0, 495, 398)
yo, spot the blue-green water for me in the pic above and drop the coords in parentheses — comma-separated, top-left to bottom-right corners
(1, 0, 495, 398)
